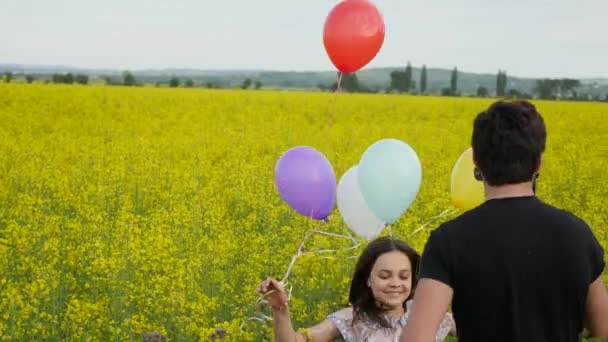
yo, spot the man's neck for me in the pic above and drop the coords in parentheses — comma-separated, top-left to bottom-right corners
(485, 182, 535, 201)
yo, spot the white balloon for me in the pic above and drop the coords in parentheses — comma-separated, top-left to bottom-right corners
(337, 166, 386, 240)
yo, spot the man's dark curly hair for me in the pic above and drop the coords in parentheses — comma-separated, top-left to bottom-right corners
(472, 100, 546, 186)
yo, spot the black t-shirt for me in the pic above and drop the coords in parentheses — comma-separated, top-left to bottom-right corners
(419, 196, 605, 342)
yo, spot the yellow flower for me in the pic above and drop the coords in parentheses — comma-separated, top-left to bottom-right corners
(0, 83, 605, 340)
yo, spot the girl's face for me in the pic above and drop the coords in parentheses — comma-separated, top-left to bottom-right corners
(367, 250, 412, 312)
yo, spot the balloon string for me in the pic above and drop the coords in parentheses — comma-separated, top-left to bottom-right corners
(408, 207, 460, 237)
(240, 221, 361, 332)
(310, 229, 358, 245)
(281, 220, 357, 283)
(282, 226, 317, 283)
(326, 72, 344, 142)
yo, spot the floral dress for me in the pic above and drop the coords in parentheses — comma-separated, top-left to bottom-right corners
(326, 300, 454, 342)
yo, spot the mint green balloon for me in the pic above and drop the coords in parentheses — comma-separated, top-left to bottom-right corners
(358, 139, 422, 224)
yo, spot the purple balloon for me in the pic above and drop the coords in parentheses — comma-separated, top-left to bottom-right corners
(275, 146, 336, 220)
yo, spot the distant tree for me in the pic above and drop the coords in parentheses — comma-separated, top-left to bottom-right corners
(169, 76, 180, 87)
(103, 75, 118, 85)
(519, 92, 532, 100)
(255, 81, 262, 89)
(389, 70, 405, 93)
(507, 88, 521, 98)
(51, 73, 78, 84)
(75, 74, 89, 85)
(420, 65, 427, 94)
(123, 71, 136, 86)
(184, 78, 194, 87)
(559, 78, 581, 98)
(389, 71, 401, 93)
(241, 78, 252, 89)
(336, 73, 360, 92)
(535, 79, 560, 99)
(404, 61, 413, 92)
(2, 71, 13, 83)
(441, 87, 452, 96)
(496, 70, 507, 97)
(450, 67, 458, 95)
(206, 82, 215, 89)
(64, 73, 74, 84)
(389, 65, 414, 93)
(477, 86, 489, 97)
(52, 74, 64, 83)
(25, 75, 35, 83)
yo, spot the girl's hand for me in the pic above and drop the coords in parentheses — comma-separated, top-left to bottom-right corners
(256, 277, 289, 311)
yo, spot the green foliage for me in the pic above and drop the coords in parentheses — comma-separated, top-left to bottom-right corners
(450, 67, 458, 95)
(420, 65, 428, 94)
(123, 71, 137, 86)
(496, 70, 507, 97)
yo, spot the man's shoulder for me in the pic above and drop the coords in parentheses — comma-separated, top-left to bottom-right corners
(437, 198, 590, 231)
(533, 198, 593, 233)
(432, 206, 484, 234)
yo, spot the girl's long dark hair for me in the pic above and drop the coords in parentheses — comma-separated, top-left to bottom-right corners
(348, 237, 420, 329)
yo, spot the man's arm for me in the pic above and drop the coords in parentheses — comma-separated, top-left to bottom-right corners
(400, 278, 453, 342)
(586, 276, 608, 339)
(402, 225, 454, 342)
(583, 218, 607, 339)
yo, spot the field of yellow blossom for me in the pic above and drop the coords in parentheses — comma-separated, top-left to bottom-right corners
(0, 83, 606, 341)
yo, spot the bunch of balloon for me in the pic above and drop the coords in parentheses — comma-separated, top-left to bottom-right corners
(337, 139, 423, 240)
(242, 1, 387, 332)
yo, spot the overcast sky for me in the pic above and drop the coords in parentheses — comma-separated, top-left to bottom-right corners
(2, 0, 607, 78)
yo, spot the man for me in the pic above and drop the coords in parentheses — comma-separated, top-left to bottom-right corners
(401, 101, 608, 341)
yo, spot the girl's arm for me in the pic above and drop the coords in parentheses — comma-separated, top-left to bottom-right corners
(258, 278, 339, 342)
(272, 306, 338, 342)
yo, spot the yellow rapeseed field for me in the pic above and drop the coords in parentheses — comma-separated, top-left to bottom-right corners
(0, 83, 606, 341)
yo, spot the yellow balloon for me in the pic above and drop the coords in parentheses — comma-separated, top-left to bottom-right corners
(450, 148, 485, 210)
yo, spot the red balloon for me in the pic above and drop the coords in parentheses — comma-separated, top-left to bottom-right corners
(323, 0, 385, 74)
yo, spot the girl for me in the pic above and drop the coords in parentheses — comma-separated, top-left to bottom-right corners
(257, 237, 455, 341)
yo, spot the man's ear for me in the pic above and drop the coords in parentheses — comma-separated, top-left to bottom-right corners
(474, 167, 483, 181)
(472, 149, 484, 181)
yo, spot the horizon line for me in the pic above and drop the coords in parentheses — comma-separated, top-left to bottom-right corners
(1, 62, 606, 80)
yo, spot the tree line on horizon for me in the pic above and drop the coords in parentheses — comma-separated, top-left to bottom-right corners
(2, 67, 606, 102)
(324, 63, 593, 101)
